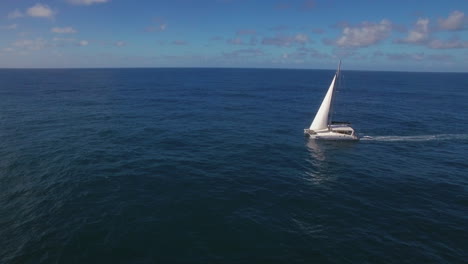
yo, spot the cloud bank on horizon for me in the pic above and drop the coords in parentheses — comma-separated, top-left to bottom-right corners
(0, 0, 467, 71)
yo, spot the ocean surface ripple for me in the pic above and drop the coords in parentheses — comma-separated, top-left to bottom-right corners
(0, 68, 467, 263)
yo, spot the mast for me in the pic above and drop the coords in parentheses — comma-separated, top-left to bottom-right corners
(328, 60, 341, 129)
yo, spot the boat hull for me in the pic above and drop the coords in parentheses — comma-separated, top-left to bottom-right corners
(304, 129, 359, 141)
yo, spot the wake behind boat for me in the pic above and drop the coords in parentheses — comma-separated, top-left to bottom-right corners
(304, 61, 359, 140)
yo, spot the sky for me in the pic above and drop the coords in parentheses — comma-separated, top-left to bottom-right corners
(0, 0, 467, 71)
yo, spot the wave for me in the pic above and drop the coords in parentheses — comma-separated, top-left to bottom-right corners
(360, 134, 468, 142)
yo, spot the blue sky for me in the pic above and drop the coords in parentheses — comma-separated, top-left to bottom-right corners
(0, 0, 467, 71)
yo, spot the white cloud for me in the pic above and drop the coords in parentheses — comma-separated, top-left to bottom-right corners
(52, 37, 77, 47)
(438, 11, 466, 31)
(227, 37, 244, 45)
(395, 16, 467, 50)
(399, 18, 430, 44)
(261, 33, 310, 47)
(386, 52, 425, 61)
(7, 9, 24, 19)
(51, 27, 77, 34)
(294, 34, 309, 44)
(13, 38, 48, 51)
(426, 54, 454, 61)
(281, 47, 330, 61)
(223, 49, 265, 58)
(115, 41, 126, 47)
(428, 39, 468, 49)
(334, 19, 392, 47)
(332, 48, 359, 59)
(1, 24, 18, 30)
(146, 23, 167, 32)
(68, 0, 110, 5)
(236, 29, 256, 36)
(171, 40, 188, 45)
(17, 31, 30, 37)
(53, 37, 76, 42)
(26, 4, 55, 18)
(227, 36, 258, 46)
(298, 47, 330, 59)
(384, 52, 454, 62)
(79, 40, 89, 46)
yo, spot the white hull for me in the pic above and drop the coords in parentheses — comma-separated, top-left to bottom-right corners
(304, 131, 359, 141)
(304, 125, 359, 141)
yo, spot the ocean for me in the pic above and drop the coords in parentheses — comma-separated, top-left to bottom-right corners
(0, 68, 467, 263)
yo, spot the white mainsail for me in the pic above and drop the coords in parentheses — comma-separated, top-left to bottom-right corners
(309, 73, 337, 131)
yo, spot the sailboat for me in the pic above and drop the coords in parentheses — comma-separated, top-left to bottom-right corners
(304, 61, 359, 140)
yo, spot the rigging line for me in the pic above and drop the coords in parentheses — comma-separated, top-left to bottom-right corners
(328, 60, 341, 129)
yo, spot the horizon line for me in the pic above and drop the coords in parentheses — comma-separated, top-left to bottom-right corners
(0, 66, 466, 74)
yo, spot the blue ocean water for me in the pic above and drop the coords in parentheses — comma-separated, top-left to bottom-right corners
(0, 68, 467, 263)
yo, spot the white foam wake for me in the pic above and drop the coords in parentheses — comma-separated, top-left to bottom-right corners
(360, 134, 468, 142)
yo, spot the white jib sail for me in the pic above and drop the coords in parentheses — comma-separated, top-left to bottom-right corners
(309, 74, 337, 131)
